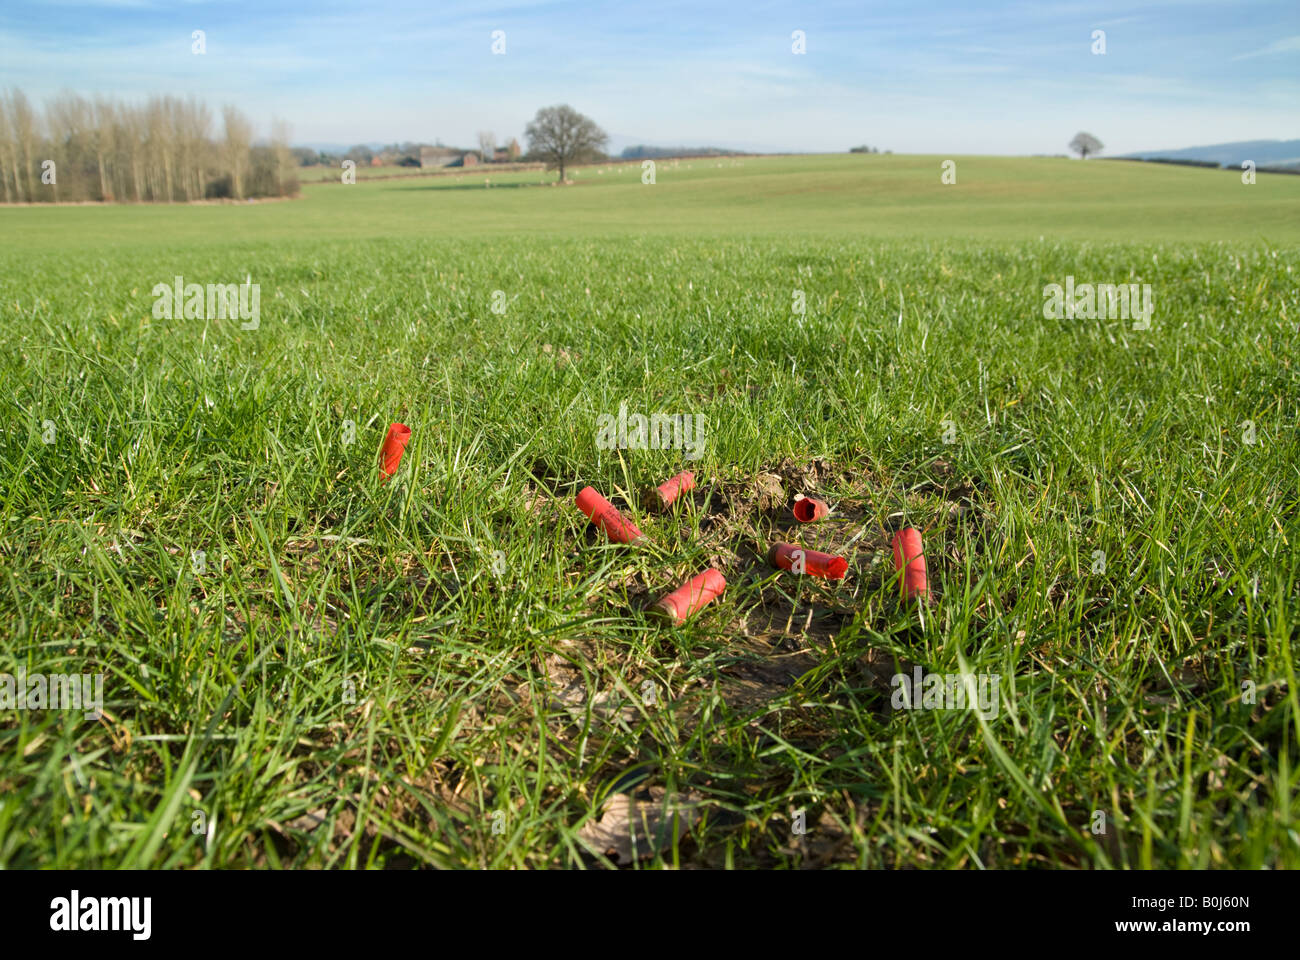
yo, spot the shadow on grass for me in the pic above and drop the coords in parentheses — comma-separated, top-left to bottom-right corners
(390, 181, 543, 192)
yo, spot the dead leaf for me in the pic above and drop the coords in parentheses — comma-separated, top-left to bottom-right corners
(753, 472, 784, 512)
(543, 654, 638, 724)
(576, 787, 703, 863)
(285, 808, 329, 832)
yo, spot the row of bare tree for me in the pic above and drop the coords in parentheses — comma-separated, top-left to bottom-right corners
(0, 88, 297, 204)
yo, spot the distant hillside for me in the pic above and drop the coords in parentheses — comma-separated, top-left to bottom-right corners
(1120, 139, 1300, 168)
(620, 144, 747, 160)
(297, 142, 387, 155)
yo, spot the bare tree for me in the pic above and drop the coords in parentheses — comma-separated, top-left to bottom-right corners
(46, 93, 97, 202)
(478, 130, 495, 164)
(222, 105, 252, 199)
(182, 97, 211, 201)
(271, 117, 296, 197)
(9, 90, 38, 201)
(524, 105, 607, 183)
(0, 98, 12, 203)
(1070, 132, 1103, 159)
(0, 92, 26, 202)
(90, 97, 114, 200)
(148, 97, 174, 202)
(97, 97, 134, 201)
(124, 106, 145, 201)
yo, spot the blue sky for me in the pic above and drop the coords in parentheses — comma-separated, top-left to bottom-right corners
(1, 0, 1296, 154)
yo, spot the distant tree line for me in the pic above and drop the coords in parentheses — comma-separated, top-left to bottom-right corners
(0, 88, 297, 204)
(621, 145, 742, 160)
(1105, 156, 1300, 175)
(1119, 156, 1219, 169)
(295, 137, 523, 169)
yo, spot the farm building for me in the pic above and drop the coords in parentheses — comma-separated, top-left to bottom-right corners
(419, 146, 459, 168)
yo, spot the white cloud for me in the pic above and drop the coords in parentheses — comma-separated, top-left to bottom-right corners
(1230, 35, 1300, 61)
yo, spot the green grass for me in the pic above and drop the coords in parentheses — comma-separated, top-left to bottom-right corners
(7, 153, 1300, 249)
(0, 154, 1297, 868)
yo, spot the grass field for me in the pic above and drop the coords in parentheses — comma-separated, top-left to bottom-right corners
(0, 154, 1297, 868)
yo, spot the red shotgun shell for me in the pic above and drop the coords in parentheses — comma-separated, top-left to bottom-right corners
(650, 569, 726, 624)
(767, 542, 848, 580)
(891, 528, 928, 601)
(653, 471, 696, 509)
(792, 497, 829, 523)
(576, 485, 645, 544)
(379, 423, 411, 478)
